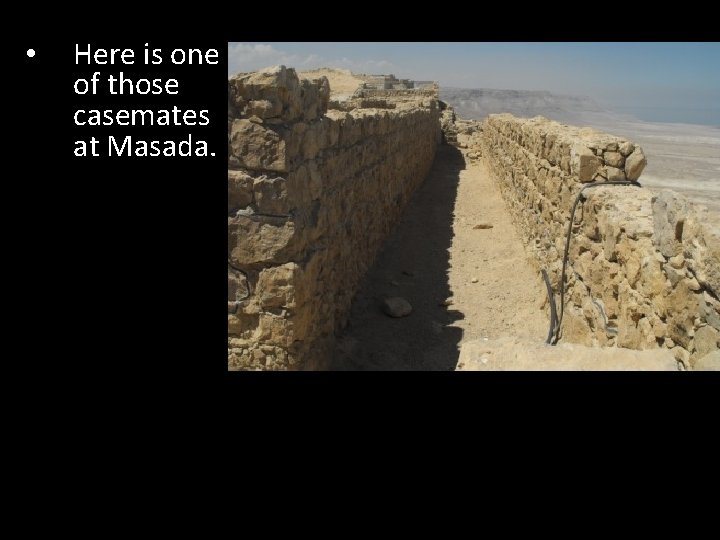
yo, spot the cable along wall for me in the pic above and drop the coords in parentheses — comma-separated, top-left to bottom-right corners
(480, 114, 720, 368)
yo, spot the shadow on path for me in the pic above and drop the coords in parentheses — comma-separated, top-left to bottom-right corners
(332, 145, 465, 370)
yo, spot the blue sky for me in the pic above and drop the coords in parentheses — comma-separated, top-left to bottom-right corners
(228, 42, 720, 124)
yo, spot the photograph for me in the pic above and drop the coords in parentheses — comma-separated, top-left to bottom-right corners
(226, 42, 719, 371)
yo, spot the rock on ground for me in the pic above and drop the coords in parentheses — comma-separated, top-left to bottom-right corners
(381, 297, 413, 318)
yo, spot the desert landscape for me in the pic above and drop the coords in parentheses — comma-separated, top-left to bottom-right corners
(441, 87, 720, 216)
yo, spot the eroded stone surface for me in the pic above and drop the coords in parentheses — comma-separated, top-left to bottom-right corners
(625, 147, 647, 181)
(692, 349, 720, 371)
(228, 66, 441, 370)
(478, 114, 719, 367)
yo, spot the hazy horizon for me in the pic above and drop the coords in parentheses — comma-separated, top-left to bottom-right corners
(228, 42, 720, 127)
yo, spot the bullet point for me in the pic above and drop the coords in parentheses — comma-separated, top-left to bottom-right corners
(27, 49, 35, 58)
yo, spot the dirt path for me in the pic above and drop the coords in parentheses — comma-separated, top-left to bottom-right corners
(448, 154, 548, 344)
(332, 145, 548, 370)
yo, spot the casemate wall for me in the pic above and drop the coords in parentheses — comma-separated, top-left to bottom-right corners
(479, 114, 719, 367)
(227, 66, 441, 370)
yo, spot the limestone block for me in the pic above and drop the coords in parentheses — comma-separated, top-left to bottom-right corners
(228, 170, 254, 212)
(672, 346, 691, 368)
(300, 124, 320, 160)
(605, 166, 626, 182)
(246, 98, 282, 119)
(618, 141, 635, 157)
(637, 255, 670, 298)
(669, 254, 684, 269)
(228, 268, 249, 302)
(228, 80, 240, 117)
(682, 213, 720, 296)
(573, 250, 594, 279)
(229, 65, 305, 123)
(229, 119, 287, 172)
(693, 325, 719, 358)
(665, 279, 702, 350)
(300, 78, 323, 121)
(665, 265, 686, 287)
(604, 151, 624, 168)
(285, 164, 314, 209)
(560, 151, 571, 174)
(692, 349, 720, 371)
(256, 263, 300, 309)
(650, 314, 667, 339)
(228, 215, 302, 267)
(227, 308, 261, 338)
(592, 189, 653, 244)
(701, 292, 720, 329)
(617, 280, 649, 349)
(227, 313, 242, 335)
(562, 309, 594, 346)
(257, 313, 295, 348)
(637, 316, 657, 347)
(652, 190, 689, 258)
(253, 175, 291, 215)
(280, 122, 304, 163)
(624, 147, 647, 181)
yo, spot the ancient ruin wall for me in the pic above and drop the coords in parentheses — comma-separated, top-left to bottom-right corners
(227, 67, 441, 370)
(354, 86, 440, 99)
(480, 114, 719, 367)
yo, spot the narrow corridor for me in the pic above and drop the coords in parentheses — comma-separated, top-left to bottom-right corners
(333, 145, 547, 370)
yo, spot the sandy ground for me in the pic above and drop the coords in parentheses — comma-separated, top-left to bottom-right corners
(332, 145, 548, 370)
(447, 157, 548, 344)
(457, 337, 677, 371)
(299, 68, 364, 100)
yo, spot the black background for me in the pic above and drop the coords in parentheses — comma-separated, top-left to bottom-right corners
(15, 34, 228, 373)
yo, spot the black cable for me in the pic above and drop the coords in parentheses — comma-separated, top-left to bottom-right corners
(542, 269, 557, 344)
(553, 180, 641, 345)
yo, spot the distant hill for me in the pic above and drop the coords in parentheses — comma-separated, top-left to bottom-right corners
(440, 88, 633, 126)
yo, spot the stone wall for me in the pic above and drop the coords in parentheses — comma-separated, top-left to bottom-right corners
(227, 66, 441, 370)
(480, 114, 719, 368)
(360, 74, 428, 91)
(354, 86, 439, 100)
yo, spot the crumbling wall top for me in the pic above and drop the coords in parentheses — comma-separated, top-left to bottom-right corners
(228, 65, 330, 124)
